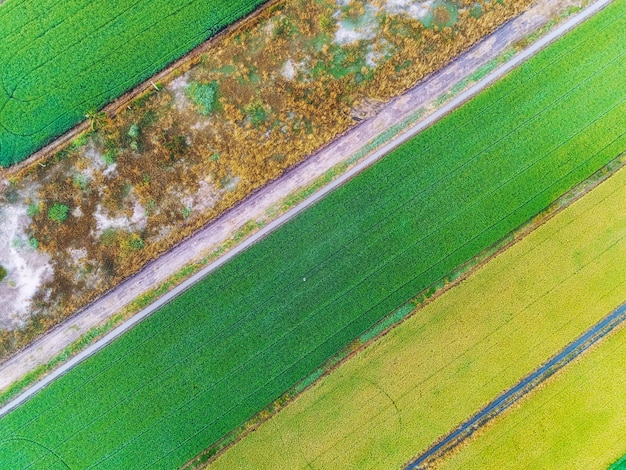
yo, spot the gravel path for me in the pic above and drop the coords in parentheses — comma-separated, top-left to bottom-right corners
(0, 0, 590, 402)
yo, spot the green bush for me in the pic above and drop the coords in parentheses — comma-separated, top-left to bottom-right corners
(129, 237, 145, 251)
(27, 203, 40, 217)
(244, 100, 268, 126)
(186, 81, 219, 115)
(127, 124, 141, 138)
(102, 149, 118, 165)
(0, 265, 6, 283)
(48, 203, 70, 223)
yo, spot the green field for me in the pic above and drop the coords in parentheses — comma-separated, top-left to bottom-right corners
(212, 132, 626, 470)
(1, 1, 625, 467)
(0, 0, 266, 166)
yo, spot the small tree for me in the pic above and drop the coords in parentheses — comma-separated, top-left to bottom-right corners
(48, 202, 70, 223)
(0, 265, 7, 283)
(85, 109, 108, 131)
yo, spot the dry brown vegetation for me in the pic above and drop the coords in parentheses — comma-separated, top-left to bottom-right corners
(0, 0, 533, 360)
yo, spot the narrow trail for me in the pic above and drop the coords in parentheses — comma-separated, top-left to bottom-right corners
(406, 299, 626, 470)
(0, 0, 604, 417)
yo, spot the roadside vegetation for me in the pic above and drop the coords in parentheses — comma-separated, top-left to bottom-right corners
(0, 0, 535, 362)
(1, 2, 624, 466)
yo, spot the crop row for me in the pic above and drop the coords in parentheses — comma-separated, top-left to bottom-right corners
(1, 3, 625, 468)
(0, 0, 267, 166)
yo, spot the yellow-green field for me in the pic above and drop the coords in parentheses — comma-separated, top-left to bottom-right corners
(211, 164, 626, 470)
(438, 317, 626, 469)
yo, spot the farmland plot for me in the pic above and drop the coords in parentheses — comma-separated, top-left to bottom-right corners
(213, 139, 626, 470)
(438, 304, 626, 469)
(0, 0, 267, 166)
(1, 1, 625, 468)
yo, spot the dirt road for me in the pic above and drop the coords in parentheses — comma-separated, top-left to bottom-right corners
(0, 0, 588, 399)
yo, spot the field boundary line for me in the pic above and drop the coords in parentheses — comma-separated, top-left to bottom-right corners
(405, 299, 626, 469)
(0, 0, 611, 420)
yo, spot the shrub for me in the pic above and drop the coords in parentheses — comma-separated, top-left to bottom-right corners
(48, 203, 70, 223)
(27, 203, 40, 217)
(127, 124, 141, 138)
(0, 265, 6, 283)
(103, 149, 118, 165)
(186, 81, 219, 115)
(244, 100, 268, 126)
(72, 173, 89, 190)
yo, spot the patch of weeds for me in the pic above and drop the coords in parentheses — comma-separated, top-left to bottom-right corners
(429, 2, 459, 29)
(470, 3, 483, 18)
(273, 17, 298, 38)
(319, 12, 335, 32)
(0, 265, 6, 283)
(244, 100, 268, 127)
(48, 202, 70, 223)
(498, 49, 516, 64)
(128, 235, 145, 251)
(139, 110, 158, 127)
(450, 78, 470, 96)
(85, 110, 108, 131)
(395, 59, 413, 72)
(72, 173, 89, 190)
(434, 92, 451, 107)
(27, 203, 40, 217)
(309, 32, 333, 53)
(216, 64, 236, 75)
(469, 59, 498, 81)
(186, 81, 219, 115)
(161, 133, 189, 161)
(118, 182, 133, 200)
(100, 228, 118, 247)
(248, 69, 261, 84)
(133, 92, 153, 109)
(28, 237, 39, 250)
(313, 45, 367, 80)
(71, 133, 88, 148)
(145, 199, 157, 216)
(103, 149, 118, 165)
